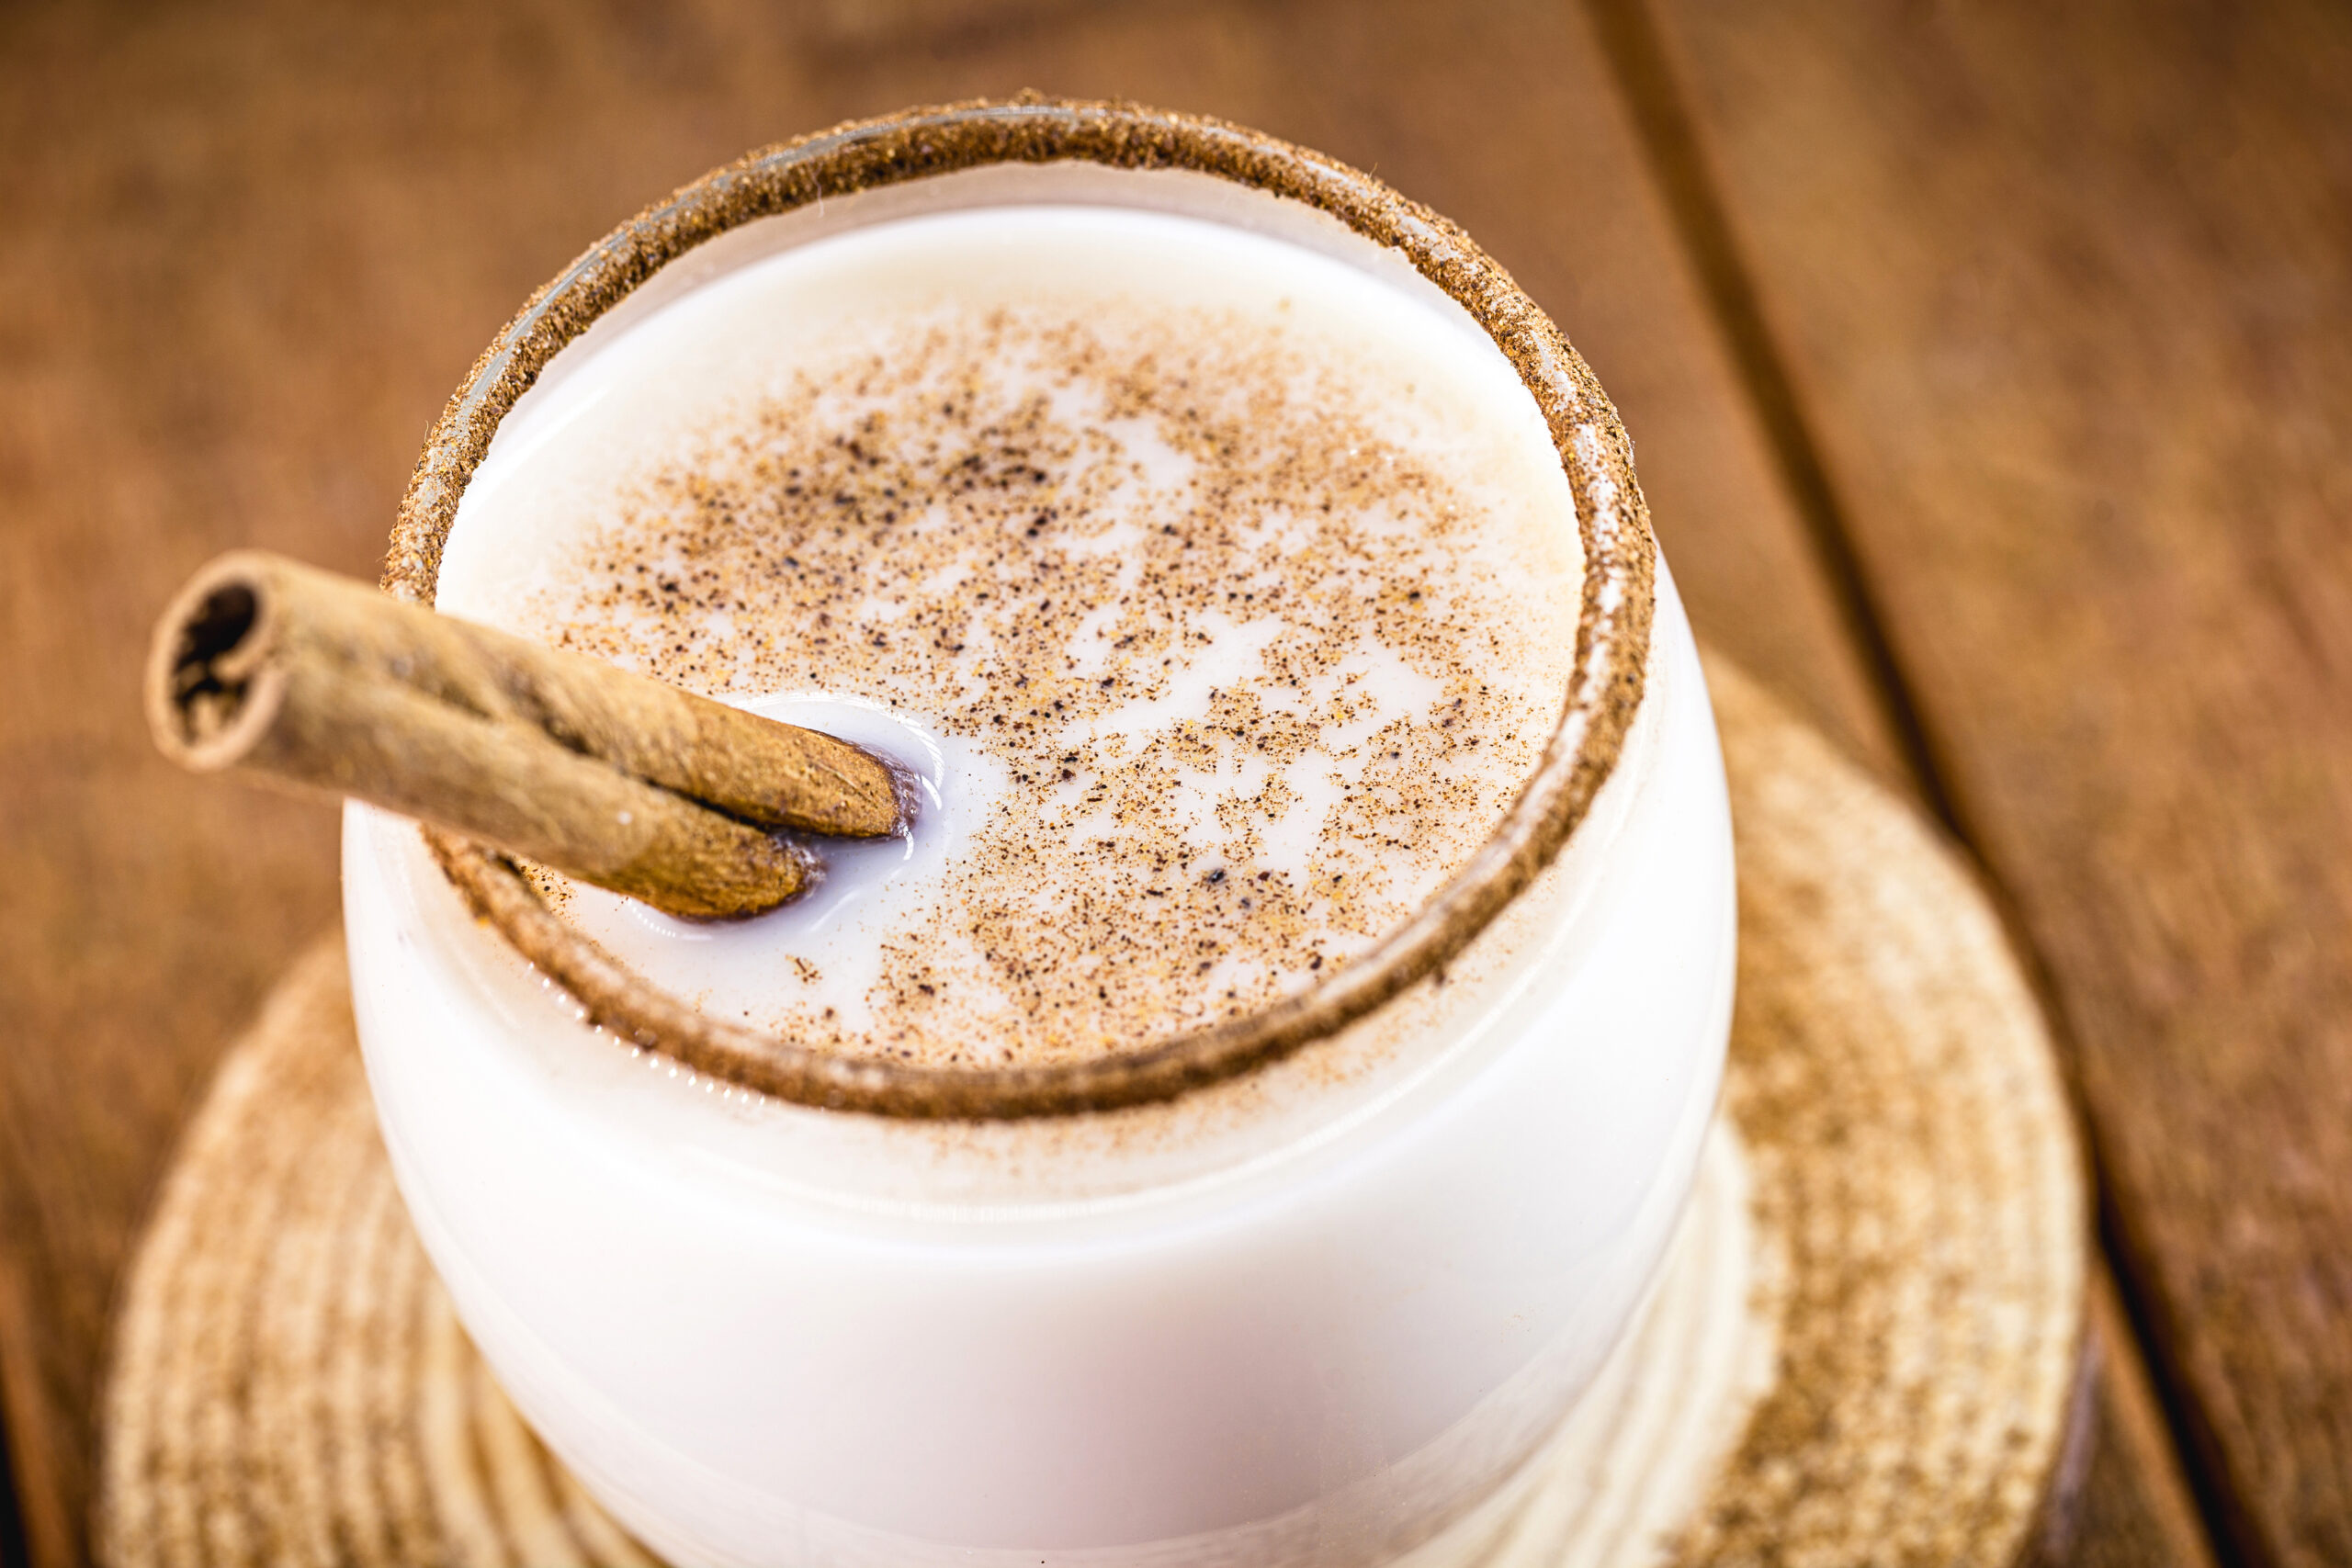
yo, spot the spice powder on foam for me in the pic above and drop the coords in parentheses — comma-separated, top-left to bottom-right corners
(509, 304, 1578, 1069)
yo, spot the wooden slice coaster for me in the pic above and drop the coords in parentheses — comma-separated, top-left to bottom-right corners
(95, 659, 2086, 1568)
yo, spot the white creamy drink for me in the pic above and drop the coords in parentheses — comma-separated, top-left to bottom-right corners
(346, 152, 1735, 1568)
(443, 205, 1582, 1066)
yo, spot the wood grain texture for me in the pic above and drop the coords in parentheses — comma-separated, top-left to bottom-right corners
(1637, 1, 2352, 1564)
(2037, 1270, 2221, 1568)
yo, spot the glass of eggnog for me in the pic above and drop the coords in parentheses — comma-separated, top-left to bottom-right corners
(343, 99, 1735, 1568)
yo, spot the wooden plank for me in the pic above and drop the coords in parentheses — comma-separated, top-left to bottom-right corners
(1631, 1, 2352, 1563)
(1577, 5, 2224, 1562)
(2043, 1270, 2223, 1568)
(0, 0, 1971, 1559)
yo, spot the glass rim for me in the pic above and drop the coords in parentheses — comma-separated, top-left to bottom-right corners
(382, 96, 1657, 1121)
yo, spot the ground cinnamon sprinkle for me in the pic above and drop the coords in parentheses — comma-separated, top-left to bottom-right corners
(507, 302, 1577, 1067)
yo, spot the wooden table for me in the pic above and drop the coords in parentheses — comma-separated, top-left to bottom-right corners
(3, 0, 2340, 1562)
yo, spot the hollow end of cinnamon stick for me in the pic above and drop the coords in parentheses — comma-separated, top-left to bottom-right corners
(141, 549, 904, 920)
(146, 554, 293, 773)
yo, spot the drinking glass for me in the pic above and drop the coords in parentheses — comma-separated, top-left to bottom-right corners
(344, 98, 1735, 1568)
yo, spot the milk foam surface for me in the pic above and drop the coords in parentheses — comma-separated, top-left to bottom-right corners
(440, 205, 1584, 1067)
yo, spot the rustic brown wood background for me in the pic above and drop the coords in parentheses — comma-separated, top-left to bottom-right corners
(2, 0, 2341, 1562)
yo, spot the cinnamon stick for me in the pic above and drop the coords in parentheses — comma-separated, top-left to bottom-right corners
(145, 550, 905, 920)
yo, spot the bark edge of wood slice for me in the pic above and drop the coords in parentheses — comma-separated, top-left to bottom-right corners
(93, 655, 2088, 1568)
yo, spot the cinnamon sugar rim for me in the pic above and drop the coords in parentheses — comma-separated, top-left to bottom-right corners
(383, 96, 1657, 1120)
